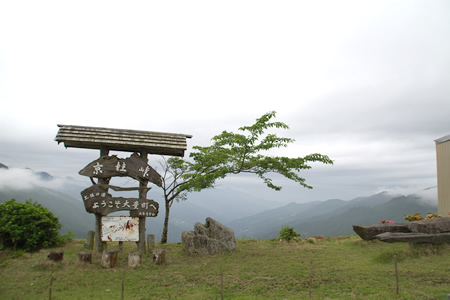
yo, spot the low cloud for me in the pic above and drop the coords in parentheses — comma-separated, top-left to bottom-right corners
(0, 167, 76, 191)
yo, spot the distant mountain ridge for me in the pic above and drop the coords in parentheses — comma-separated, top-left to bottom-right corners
(0, 163, 438, 242)
(228, 191, 438, 239)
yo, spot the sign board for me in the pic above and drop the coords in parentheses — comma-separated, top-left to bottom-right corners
(81, 184, 159, 216)
(79, 152, 162, 187)
(101, 216, 139, 242)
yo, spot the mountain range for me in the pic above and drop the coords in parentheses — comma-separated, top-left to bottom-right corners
(0, 164, 438, 242)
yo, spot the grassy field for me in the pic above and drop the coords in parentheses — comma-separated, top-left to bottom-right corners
(0, 236, 449, 299)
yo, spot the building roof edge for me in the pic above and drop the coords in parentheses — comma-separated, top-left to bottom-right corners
(435, 134, 450, 145)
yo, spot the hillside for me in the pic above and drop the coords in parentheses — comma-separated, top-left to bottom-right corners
(229, 191, 438, 240)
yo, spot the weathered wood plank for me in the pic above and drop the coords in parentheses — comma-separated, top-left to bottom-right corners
(55, 124, 192, 157)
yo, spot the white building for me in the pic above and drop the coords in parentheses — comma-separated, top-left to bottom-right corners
(435, 134, 450, 217)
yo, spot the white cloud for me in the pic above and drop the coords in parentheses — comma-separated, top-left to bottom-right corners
(0, 0, 449, 205)
(0, 168, 63, 190)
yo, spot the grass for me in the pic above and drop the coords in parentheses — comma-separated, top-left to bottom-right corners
(0, 236, 449, 299)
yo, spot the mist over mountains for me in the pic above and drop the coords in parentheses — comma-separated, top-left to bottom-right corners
(0, 164, 438, 242)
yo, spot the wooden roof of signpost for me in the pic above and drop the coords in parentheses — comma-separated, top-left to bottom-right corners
(55, 124, 192, 157)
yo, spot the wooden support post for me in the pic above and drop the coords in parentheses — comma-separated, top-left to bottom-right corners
(95, 213, 104, 252)
(137, 150, 148, 254)
(138, 217, 146, 254)
(95, 147, 110, 253)
(85, 230, 95, 250)
(147, 234, 155, 253)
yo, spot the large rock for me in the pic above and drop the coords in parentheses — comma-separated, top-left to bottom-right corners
(352, 223, 411, 240)
(182, 217, 237, 255)
(409, 217, 450, 234)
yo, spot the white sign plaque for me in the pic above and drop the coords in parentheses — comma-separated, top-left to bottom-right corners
(101, 216, 139, 242)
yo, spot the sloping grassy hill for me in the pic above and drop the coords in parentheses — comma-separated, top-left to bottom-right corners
(1, 236, 449, 299)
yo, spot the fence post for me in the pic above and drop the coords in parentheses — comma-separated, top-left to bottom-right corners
(221, 273, 224, 300)
(309, 261, 313, 300)
(121, 271, 125, 300)
(394, 255, 399, 294)
(48, 270, 53, 300)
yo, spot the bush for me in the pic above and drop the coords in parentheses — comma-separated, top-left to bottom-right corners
(278, 226, 300, 242)
(0, 199, 62, 252)
(404, 212, 423, 222)
(404, 212, 442, 222)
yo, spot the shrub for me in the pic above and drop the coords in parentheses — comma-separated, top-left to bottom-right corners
(404, 212, 423, 222)
(0, 199, 62, 252)
(278, 226, 300, 242)
(380, 220, 394, 224)
(425, 213, 441, 219)
(404, 212, 442, 222)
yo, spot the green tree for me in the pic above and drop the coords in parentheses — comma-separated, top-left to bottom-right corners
(278, 226, 300, 241)
(159, 111, 333, 243)
(0, 199, 62, 252)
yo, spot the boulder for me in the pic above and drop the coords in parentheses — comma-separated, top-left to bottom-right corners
(352, 223, 411, 240)
(182, 217, 237, 255)
(409, 217, 450, 234)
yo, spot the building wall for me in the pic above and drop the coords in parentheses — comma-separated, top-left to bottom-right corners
(436, 137, 450, 217)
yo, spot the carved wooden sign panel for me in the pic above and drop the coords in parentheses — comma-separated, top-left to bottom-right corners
(81, 184, 159, 217)
(79, 152, 162, 187)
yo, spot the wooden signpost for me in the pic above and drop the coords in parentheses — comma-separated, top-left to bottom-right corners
(55, 124, 192, 254)
(78, 151, 156, 253)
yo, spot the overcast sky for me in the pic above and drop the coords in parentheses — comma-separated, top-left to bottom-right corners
(1, 0, 449, 205)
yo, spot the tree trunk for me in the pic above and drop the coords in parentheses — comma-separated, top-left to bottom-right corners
(101, 249, 118, 268)
(153, 249, 166, 265)
(128, 251, 142, 267)
(48, 250, 64, 262)
(77, 251, 92, 264)
(160, 198, 171, 244)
